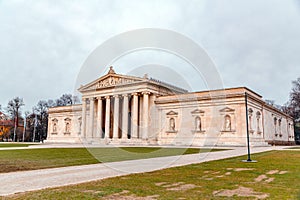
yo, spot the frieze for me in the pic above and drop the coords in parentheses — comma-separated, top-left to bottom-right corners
(96, 76, 137, 89)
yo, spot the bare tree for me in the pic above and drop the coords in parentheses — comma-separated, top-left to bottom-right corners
(283, 78, 300, 121)
(6, 97, 25, 141)
(55, 94, 79, 106)
(283, 77, 300, 143)
(33, 100, 49, 141)
(265, 99, 275, 106)
(47, 99, 56, 108)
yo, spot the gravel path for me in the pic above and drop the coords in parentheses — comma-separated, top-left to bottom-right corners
(0, 145, 286, 196)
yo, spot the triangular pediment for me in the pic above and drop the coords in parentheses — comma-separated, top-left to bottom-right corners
(191, 108, 205, 114)
(219, 107, 235, 112)
(64, 117, 71, 121)
(166, 110, 178, 116)
(78, 73, 145, 92)
(78, 66, 187, 94)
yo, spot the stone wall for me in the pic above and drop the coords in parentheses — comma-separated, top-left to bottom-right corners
(46, 87, 295, 146)
(46, 104, 82, 143)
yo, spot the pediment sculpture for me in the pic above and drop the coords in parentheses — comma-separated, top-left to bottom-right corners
(96, 76, 138, 89)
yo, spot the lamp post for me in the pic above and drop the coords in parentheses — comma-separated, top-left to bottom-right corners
(242, 92, 257, 163)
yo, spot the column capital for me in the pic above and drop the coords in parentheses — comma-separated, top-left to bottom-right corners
(89, 97, 95, 101)
(96, 96, 102, 100)
(142, 91, 151, 95)
(122, 93, 129, 97)
(113, 94, 120, 98)
(105, 96, 110, 99)
(131, 92, 139, 96)
(82, 97, 88, 102)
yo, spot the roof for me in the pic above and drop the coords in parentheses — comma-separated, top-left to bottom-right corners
(78, 66, 187, 94)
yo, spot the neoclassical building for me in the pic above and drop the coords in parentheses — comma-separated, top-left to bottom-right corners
(46, 67, 295, 146)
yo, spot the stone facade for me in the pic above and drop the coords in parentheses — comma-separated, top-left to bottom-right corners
(46, 67, 295, 146)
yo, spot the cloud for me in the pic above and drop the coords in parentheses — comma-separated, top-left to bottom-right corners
(0, 0, 299, 112)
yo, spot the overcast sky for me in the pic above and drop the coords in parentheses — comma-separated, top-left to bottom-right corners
(0, 0, 300, 112)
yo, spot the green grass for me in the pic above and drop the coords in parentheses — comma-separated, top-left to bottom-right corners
(287, 146, 300, 149)
(0, 143, 38, 148)
(0, 147, 225, 173)
(5, 150, 300, 200)
(0, 148, 99, 173)
(88, 147, 225, 163)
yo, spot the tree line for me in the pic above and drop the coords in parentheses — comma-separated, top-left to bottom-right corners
(0, 94, 79, 142)
(282, 77, 300, 143)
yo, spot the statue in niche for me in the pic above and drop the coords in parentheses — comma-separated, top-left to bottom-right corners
(224, 115, 231, 131)
(169, 118, 175, 131)
(195, 116, 201, 131)
(278, 119, 282, 136)
(53, 122, 57, 133)
(249, 115, 252, 130)
(78, 118, 82, 134)
(274, 117, 278, 136)
(248, 108, 253, 131)
(256, 111, 261, 133)
(65, 122, 71, 133)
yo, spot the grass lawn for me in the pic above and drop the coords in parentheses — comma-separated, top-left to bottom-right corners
(0, 143, 38, 148)
(6, 150, 300, 200)
(0, 147, 225, 173)
(88, 147, 225, 163)
(287, 146, 300, 149)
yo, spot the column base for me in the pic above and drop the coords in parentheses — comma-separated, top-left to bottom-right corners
(76, 137, 158, 145)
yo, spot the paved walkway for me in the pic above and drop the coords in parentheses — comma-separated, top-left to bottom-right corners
(0, 145, 288, 196)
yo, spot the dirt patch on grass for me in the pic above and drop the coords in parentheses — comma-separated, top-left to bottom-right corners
(155, 182, 167, 186)
(166, 184, 197, 191)
(255, 174, 268, 182)
(233, 168, 254, 172)
(279, 171, 288, 174)
(265, 177, 275, 183)
(103, 194, 159, 200)
(162, 182, 185, 188)
(213, 186, 269, 199)
(155, 182, 197, 191)
(267, 170, 279, 174)
(82, 189, 102, 194)
(103, 190, 159, 200)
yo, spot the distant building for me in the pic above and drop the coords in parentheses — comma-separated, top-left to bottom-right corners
(0, 112, 25, 141)
(0, 112, 13, 141)
(46, 67, 295, 146)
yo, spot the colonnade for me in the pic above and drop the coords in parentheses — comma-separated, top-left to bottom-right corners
(81, 91, 150, 140)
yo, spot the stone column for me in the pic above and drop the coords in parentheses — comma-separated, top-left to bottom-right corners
(105, 96, 111, 138)
(96, 97, 103, 138)
(131, 93, 139, 138)
(88, 97, 95, 138)
(142, 91, 150, 139)
(122, 94, 129, 139)
(113, 95, 120, 139)
(81, 98, 87, 137)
